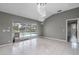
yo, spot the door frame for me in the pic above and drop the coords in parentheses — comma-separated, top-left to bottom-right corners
(66, 18, 79, 42)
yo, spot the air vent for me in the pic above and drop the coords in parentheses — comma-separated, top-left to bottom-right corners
(57, 10, 62, 13)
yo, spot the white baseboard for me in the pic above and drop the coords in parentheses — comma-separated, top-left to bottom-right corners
(44, 37, 67, 42)
(0, 43, 13, 48)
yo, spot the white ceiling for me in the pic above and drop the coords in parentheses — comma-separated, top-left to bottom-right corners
(0, 3, 79, 22)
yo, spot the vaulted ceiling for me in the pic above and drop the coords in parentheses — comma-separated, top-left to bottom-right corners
(0, 3, 79, 22)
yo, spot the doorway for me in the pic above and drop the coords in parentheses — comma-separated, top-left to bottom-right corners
(66, 19, 77, 42)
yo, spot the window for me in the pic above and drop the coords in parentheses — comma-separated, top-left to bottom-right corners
(12, 23, 38, 40)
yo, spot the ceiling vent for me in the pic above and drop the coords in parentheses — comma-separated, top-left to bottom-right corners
(57, 10, 62, 13)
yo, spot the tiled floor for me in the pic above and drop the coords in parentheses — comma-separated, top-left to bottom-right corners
(0, 37, 79, 55)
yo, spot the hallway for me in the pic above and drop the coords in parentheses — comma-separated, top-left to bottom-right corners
(0, 38, 79, 55)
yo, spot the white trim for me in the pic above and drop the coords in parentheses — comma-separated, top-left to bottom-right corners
(66, 19, 67, 42)
(0, 43, 13, 48)
(44, 37, 66, 42)
(66, 18, 79, 21)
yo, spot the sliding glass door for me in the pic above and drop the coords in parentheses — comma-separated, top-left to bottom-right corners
(12, 23, 38, 42)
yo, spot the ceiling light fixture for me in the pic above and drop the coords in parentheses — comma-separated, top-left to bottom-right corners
(36, 3, 47, 21)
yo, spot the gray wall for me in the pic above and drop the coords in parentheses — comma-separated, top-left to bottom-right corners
(0, 11, 42, 45)
(0, 12, 12, 44)
(43, 7, 79, 40)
